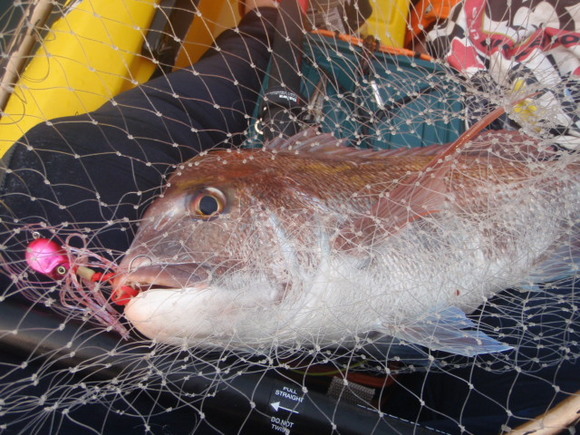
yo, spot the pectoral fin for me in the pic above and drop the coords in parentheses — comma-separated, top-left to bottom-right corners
(336, 105, 507, 251)
(384, 306, 512, 357)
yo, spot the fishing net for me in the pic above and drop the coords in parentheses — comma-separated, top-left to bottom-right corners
(0, 0, 578, 434)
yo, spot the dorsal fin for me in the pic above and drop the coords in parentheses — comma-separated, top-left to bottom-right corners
(264, 127, 348, 153)
(264, 127, 450, 160)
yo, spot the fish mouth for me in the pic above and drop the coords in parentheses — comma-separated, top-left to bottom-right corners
(113, 263, 212, 304)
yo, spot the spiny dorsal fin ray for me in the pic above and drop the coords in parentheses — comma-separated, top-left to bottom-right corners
(264, 127, 348, 153)
(263, 104, 543, 165)
(264, 127, 450, 160)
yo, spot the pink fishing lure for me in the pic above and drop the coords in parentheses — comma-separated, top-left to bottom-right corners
(25, 236, 138, 338)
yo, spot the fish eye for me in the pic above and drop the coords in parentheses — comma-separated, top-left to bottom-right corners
(190, 187, 227, 219)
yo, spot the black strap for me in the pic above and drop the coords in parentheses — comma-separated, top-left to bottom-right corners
(260, 0, 307, 141)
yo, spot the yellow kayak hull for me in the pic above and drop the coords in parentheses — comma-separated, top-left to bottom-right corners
(0, 0, 242, 158)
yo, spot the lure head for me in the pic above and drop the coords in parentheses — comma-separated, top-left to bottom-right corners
(26, 238, 71, 280)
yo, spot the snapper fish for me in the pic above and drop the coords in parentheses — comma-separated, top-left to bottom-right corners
(114, 111, 579, 357)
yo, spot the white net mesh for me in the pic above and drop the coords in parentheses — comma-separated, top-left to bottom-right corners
(0, 0, 578, 434)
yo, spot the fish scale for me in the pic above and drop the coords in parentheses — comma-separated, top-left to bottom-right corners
(114, 128, 579, 357)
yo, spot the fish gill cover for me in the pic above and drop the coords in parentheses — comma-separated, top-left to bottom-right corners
(0, 0, 578, 434)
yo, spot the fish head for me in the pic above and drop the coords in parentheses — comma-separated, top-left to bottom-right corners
(114, 148, 336, 345)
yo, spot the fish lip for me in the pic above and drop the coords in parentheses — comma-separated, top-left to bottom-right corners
(114, 263, 212, 293)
